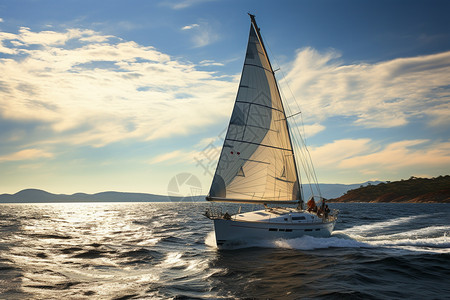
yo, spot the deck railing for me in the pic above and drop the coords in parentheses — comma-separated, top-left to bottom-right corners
(203, 207, 223, 220)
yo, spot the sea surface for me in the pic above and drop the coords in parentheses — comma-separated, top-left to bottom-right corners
(0, 202, 449, 299)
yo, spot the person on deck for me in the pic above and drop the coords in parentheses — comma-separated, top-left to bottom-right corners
(324, 205, 330, 218)
(317, 206, 323, 217)
(223, 212, 231, 220)
(307, 197, 316, 212)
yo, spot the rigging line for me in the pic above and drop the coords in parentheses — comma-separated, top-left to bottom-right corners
(280, 92, 322, 199)
(289, 113, 322, 197)
(294, 125, 320, 197)
(286, 111, 302, 119)
(279, 84, 315, 195)
(293, 137, 316, 197)
(263, 44, 313, 194)
(266, 48, 322, 199)
(282, 112, 308, 199)
(263, 40, 304, 127)
(276, 66, 306, 140)
(279, 80, 320, 199)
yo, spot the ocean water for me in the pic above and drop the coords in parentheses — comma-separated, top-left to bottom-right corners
(0, 202, 449, 299)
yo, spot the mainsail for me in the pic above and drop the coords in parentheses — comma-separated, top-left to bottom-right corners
(207, 15, 301, 204)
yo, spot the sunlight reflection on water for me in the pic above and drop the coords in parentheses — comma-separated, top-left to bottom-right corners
(0, 202, 449, 299)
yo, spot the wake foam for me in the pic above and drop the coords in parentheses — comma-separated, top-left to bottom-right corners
(272, 234, 450, 254)
(205, 231, 217, 249)
(338, 214, 432, 237)
(272, 235, 370, 250)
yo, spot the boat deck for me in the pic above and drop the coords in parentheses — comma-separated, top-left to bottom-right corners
(233, 207, 333, 224)
(204, 206, 337, 224)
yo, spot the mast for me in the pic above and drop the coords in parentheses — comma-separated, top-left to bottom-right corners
(248, 14, 268, 68)
(247, 13, 303, 203)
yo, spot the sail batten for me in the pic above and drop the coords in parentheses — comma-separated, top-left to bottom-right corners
(225, 139, 293, 152)
(243, 63, 273, 72)
(208, 16, 301, 202)
(235, 100, 284, 113)
(207, 197, 299, 205)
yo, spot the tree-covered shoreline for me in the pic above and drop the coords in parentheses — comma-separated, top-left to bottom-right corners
(330, 175, 450, 203)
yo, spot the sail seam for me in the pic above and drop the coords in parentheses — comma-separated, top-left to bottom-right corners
(234, 123, 277, 132)
(236, 100, 283, 113)
(207, 197, 299, 204)
(225, 138, 293, 152)
(239, 158, 270, 165)
(243, 62, 272, 73)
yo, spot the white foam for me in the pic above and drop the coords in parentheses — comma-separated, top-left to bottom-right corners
(270, 233, 450, 254)
(360, 225, 450, 241)
(205, 231, 217, 249)
(369, 236, 450, 251)
(334, 215, 450, 254)
(273, 235, 371, 250)
(339, 214, 431, 237)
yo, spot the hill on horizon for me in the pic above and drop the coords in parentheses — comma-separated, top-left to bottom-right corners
(0, 181, 382, 203)
(330, 175, 450, 203)
(0, 189, 203, 203)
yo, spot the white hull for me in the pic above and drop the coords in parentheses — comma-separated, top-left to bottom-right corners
(207, 208, 337, 248)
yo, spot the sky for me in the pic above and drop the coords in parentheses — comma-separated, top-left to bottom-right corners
(0, 0, 449, 195)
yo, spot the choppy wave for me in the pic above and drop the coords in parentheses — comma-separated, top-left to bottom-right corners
(0, 202, 449, 299)
(270, 232, 450, 254)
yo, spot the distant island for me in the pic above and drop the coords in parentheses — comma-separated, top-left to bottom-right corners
(2, 178, 447, 203)
(0, 189, 204, 203)
(0, 182, 381, 203)
(330, 175, 450, 203)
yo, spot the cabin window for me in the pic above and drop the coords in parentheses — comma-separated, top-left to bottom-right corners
(292, 216, 306, 220)
(315, 228, 320, 231)
(279, 229, 285, 231)
(255, 212, 268, 216)
(285, 229, 292, 232)
(304, 229, 312, 232)
(269, 228, 277, 231)
(284, 218, 288, 221)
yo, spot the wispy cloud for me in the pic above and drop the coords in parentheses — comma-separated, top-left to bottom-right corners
(0, 26, 236, 154)
(283, 48, 450, 129)
(149, 149, 203, 165)
(149, 150, 184, 164)
(192, 26, 218, 47)
(199, 59, 224, 67)
(295, 123, 326, 139)
(340, 140, 450, 169)
(181, 24, 199, 30)
(0, 149, 53, 162)
(160, 0, 216, 10)
(310, 139, 373, 168)
(0, 18, 4, 23)
(309, 138, 450, 181)
(180, 22, 219, 48)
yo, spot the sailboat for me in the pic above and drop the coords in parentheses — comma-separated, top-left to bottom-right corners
(204, 14, 338, 248)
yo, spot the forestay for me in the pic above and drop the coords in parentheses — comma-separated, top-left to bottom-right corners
(208, 16, 301, 204)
